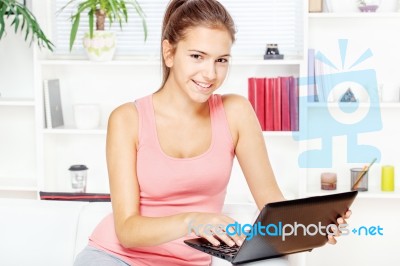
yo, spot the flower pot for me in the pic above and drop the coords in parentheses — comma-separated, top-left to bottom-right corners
(83, 31, 116, 61)
(359, 5, 379, 12)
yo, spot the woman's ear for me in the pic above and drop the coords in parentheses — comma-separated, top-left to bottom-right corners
(162, 39, 174, 68)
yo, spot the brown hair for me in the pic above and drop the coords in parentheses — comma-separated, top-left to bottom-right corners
(160, 0, 236, 87)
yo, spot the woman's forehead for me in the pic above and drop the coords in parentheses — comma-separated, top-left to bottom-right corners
(177, 26, 233, 56)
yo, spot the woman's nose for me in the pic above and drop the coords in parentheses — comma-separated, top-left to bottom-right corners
(202, 61, 217, 80)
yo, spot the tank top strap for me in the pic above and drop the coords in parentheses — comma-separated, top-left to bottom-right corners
(209, 94, 234, 148)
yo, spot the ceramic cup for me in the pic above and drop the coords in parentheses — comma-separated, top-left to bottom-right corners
(381, 83, 399, 102)
(73, 104, 101, 130)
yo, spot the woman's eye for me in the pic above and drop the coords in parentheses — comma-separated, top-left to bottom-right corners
(217, 58, 229, 63)
(191, 54, 201, 60)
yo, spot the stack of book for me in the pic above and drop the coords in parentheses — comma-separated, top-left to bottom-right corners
(248, 76, 299, 131)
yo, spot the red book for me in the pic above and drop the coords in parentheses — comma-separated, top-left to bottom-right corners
(289, 76, 299, 131)
(280, 76, 291, 131)
(273, 77, 282, 131)
(248, 77, 265, 130)
(264, 78, 274, 131)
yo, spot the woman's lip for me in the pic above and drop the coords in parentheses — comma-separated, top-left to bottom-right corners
(193, 80, 212, 88)
(192, 80, 213, 93)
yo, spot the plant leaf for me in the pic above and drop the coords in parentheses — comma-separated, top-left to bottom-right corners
(70, 13, 80, 51)
(1, 0, 54, 51)
(88, 9, 94, 38)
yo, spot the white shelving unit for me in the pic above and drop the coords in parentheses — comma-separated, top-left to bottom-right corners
(303, 9, 400, 201)
(0, 19, 36, 197)
(0, 98, 35, 106)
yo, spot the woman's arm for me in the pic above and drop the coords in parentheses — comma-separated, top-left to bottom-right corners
(223, 94, 351, 244)
(107, 103, 190, 247)
(107, 103, 242, 248)
(222, 94, 285, 210)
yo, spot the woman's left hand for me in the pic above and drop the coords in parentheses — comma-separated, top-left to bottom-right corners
(327, 210, 352, 244)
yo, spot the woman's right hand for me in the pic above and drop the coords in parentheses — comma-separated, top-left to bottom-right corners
(186, 213, 245, 247)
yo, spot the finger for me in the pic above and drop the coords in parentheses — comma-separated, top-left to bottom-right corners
(345, 210, 352, 219)
(212, 229, 236, 247)
(201, 233, 221, 246)
(327, 234, 337, 245)
(223, 219, 245, 246)
(232, 235, 245, 246)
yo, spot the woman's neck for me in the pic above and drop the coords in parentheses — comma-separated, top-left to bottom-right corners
(154, 83, 210, 118)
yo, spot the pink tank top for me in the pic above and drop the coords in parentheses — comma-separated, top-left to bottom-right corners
(89, 94, 234, 266)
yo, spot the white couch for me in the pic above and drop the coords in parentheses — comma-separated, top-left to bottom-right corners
(0, 198, 298, 266)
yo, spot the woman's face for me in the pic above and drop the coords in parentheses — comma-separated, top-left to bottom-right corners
(164, 26, 233, 103)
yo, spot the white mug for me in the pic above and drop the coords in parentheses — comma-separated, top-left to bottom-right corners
(381, 83, 399, 103)
(73, 104, 101, 129)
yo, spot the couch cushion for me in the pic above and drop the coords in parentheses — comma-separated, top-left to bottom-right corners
(0, 199, 87, 266)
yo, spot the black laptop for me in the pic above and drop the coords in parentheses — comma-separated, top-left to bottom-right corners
(184, 191, 358, 265)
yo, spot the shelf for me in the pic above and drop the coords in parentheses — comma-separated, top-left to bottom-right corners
(306, 186, 400, 199)
(0, 98, 35, 107)
(262, 131, 298, 137)
(40, 58, 161, 66)
(39, 57, 304, 67)
(231, 58, 303, 66)
(0, 177, 37, 192)
(309, 12, 400, 19)
(306, 102, 400, 109)
(43, 126, 107, 135)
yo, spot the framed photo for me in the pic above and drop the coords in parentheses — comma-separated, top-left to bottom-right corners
(309, 0, 323, 13)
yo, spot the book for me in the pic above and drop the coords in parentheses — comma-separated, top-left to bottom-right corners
(280, 76, 291, 131)
(248, 77, 266, 130)
(289, 77, 299, 131)
(307, 49, 318, 102)
(43, 79, 64, 128)
(314, 58, 325, 102)
(264, 78, 274, 131)
(273, 77, 282, 131)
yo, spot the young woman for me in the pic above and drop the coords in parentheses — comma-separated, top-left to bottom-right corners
(75, 0, 350, 265)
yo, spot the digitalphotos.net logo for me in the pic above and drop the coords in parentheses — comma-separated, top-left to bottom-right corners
(188, 220, 383, 241)
(296, 39, 382, 168)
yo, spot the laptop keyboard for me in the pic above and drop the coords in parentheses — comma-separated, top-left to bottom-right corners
(200, 242, 240, 255)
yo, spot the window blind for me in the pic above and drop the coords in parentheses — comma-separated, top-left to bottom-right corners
(53, 0, 303, 58)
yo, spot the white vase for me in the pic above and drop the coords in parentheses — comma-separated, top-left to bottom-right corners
(324, 0, 358, 12)
(82, 31, 116, 61)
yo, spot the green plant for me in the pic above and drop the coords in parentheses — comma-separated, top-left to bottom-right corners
(0, 0, 54, 50)
(59, 0, 147, 51)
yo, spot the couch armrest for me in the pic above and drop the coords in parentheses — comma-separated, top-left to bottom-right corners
(0, 199, 87, 266)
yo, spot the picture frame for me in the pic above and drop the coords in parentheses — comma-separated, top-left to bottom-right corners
(309, 0, 323, 13)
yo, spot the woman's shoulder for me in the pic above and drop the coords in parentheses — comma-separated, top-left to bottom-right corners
(220, 93, 253, 114)
(219, 94, 255, 141)
(108, 102, 139, 135)
(110, 102, 138, 121)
